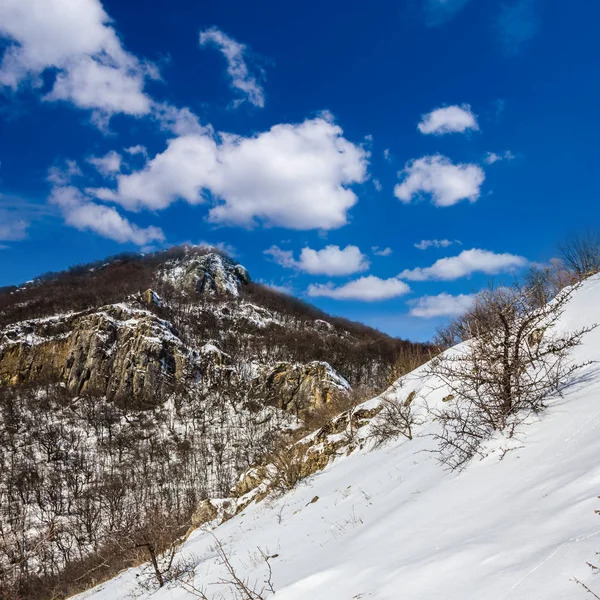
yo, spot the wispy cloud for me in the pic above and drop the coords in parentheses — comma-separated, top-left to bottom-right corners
(199, 27, 265, 108)
(0, 210, 29, 241)
(414, 239, 459, 250)
(372, 246, 393, 257)
(484, 150, 515, 165)
(88, 151, 122, 177)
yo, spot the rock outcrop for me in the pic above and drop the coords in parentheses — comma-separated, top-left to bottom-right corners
(0, 304, 191, 405)
(262, 361, 351, 413)
(161, 252, 250, 296)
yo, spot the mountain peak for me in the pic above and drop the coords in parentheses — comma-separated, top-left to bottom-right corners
(159, 247, 250, 296)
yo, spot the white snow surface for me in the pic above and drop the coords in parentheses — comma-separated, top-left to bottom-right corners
(73, 275, 600, 600)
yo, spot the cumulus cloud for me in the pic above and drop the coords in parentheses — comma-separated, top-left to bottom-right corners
(88, 150, 121, 176)
(484, 150, 515, 165)
(399, 248, 527, 281)
(0, 211, 29, 241)
(418, 104, 479, 135)
(0, 0, 155, 120)
(372, 246, 392, 256)
(307, 276, 410, 301)
(199, 27, 264, 108)
(91, 117, 368, 230)
(414, 239, 457, 250)
(395, 155, 485, 207)
(409, 292, 475, 317)
(49, 185, 164, 245)
(265, 244, 369, 276)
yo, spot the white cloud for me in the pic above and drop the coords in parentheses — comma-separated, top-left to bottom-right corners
(307, 276, 410, 301)
(0, 0, 155, 120)
(417, 104, 479, 135)
(151, 103, 206, 136)
(484, 150, 515, 165)
(91, 117, 368, 230)
(0, 211, 29, 241)
(372, 246, 393, 256)
(383, 149, 391, 162)
(199, 27, 264, 108)
(47, 159, 82, 185)
(373, 179, 382, 192)
(49, 185, 164, 245)
(409, 292, 475, 318)
(263, 245, 295, 268)
(88, 150, 121, 176)
(399, 248, 527, 281)
(414, 238, 456, 250)
(265, 244, 369, 276)
(395, 155, 485, 207)
(124, 145, 147, 156)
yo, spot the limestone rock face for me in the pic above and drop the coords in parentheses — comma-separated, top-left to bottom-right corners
(0, 305, 191, 405)
(262, 361, 350, 413)
(161, 252, 250, 296)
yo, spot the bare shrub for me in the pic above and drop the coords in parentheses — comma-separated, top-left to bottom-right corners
(523, 259, 578, 309)
(268, 442, 308, 493)
(369, 394, 419, 447)
(429, 282, 595, 470)
(175, 536, 275, 599)
(559, 230, 600, 279)
(126, 508, 191, 590)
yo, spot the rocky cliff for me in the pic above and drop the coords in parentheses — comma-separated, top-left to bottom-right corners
(0, 303, 192, 405)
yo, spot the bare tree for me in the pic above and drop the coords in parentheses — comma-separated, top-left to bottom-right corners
(559, 230, 600, 278)
(428, 282, 595, 470)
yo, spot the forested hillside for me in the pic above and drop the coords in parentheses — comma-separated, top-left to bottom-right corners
(0, 245, 432, 599)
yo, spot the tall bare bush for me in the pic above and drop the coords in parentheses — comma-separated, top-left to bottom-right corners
(429, 283, 595, 470)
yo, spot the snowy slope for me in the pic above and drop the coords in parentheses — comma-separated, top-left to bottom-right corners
(73, 275, 600, 600)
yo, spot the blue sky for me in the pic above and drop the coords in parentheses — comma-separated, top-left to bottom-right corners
(0, 0, 598, 341)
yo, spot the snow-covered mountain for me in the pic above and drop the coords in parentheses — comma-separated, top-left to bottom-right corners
(0, 246, 432, 599)
(73, 273, 600, 600)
